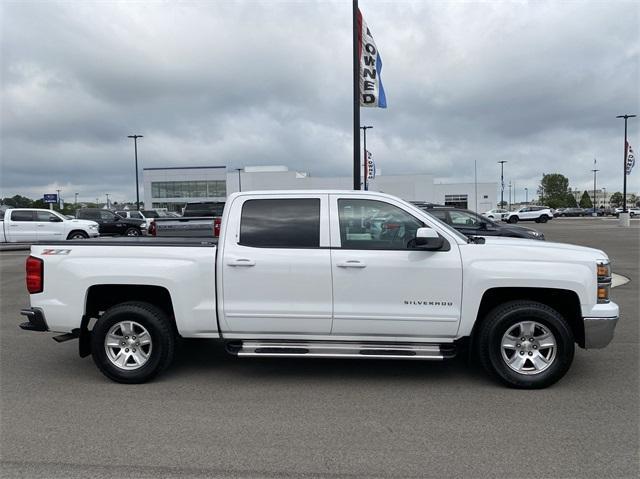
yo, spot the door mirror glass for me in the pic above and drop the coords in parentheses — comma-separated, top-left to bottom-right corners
(414, 227, 445, 250)
(49, 216, 62, 222)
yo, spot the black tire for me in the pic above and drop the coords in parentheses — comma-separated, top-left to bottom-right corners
(67, 230, 88, 240)
(124, 227, 141, 237)
(538, 215, 549, 223)
(508, 216, 518, 223)
(476, 300, 574, 389)
(91, 302, 175, 383)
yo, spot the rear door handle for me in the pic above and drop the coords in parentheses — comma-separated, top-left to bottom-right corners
(227, 258, 256, 267)
(337, 260, 366, 268)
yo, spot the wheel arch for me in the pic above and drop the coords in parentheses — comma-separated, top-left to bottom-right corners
(471, 287, 584, 348)
(80, 284, 177, 357)
(66, 229, 89, 239)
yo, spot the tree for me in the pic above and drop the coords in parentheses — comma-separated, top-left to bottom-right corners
(579, 190, 593, 208)
(609, 192, 623, 207)
(1, 195, 33, 208)
(537, 174, 571, 208)
(565, 193, 578, 207)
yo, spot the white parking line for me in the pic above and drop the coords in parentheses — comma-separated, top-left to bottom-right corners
(612, 273, 630, 288)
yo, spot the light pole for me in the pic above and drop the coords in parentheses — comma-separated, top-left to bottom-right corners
(498, 161, 507, 208)
(106, 193, 110, 209)
(525, 187, 528, 204)
(360, 126, 373, 190)
(591, 160, 599, 216)
(616, 114, 636, 214)
(128, 134, 143, 210)
(74, 193, 78, 209)
(602, 187, 607, 207)
(508, 181, 512, 211)
(56, 189, 61, 210)
(235, 168, 242, 192)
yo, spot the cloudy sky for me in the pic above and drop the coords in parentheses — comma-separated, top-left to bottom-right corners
(1, 0, 639, 204)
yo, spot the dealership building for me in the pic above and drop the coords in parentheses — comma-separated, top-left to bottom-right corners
(142, 165, 498, 213)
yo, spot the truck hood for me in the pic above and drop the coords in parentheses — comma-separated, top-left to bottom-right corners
(479, 236, 607, 259)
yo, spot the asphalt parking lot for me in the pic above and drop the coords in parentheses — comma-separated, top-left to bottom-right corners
(1, 218, 638, 478)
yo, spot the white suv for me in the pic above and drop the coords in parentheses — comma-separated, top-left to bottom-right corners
(504, 206, 553, 224)
(482, 208, 508, 221)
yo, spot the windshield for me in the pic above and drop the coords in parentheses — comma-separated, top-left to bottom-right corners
(419, 210, 468, 242)
(142, 210, 160, 218)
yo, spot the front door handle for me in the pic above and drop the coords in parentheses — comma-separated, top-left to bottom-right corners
(227, 258, 256, 267)
(337, 260, 366, 268)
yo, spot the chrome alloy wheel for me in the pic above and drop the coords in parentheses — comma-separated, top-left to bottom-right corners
(104, 321, 152, 370)
(500, 321, 557, 375)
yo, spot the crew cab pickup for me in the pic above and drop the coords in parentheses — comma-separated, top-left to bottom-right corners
(20, 191, 619, 388)
(1, 208, 99, 242)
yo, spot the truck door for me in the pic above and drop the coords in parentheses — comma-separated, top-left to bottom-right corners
(219, 194, 333, 335)
(7, 210, 38, 242)
(329, 195, 463, 338)
(35, 211, 66, 241)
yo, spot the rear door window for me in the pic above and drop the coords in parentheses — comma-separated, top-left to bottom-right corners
(10, 211, 34, 222)
(240, 198, 320, 248)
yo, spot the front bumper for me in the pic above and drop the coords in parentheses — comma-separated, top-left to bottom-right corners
(19, 307, 48, 332)
(583, 316, 619, 348)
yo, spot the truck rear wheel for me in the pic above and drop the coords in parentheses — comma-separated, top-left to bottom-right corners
(91, 301, 175, 383)
(476, 300, 574, 389)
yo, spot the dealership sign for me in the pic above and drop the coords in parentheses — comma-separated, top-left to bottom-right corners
(43, 194, 58, 204)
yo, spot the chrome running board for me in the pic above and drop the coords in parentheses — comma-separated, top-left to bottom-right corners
(229, 341, 456, 360)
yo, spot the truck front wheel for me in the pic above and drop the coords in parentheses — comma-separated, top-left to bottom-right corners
(91, 302, 175, 383)
(476, 301, 574, 389)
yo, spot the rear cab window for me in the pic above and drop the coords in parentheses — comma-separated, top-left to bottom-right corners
(239, 198, 321, 248)
(10, 211, 34, 222)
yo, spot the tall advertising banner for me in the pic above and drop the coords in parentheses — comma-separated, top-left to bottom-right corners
(358, 9, 387, 108)
(366, 150, 376, 180)
(626, 141, 635, 175)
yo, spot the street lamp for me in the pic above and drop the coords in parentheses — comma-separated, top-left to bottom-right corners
(616, 114, 636, 214)
(128, 134, 143, 210)
(602, 187, 607, 207)
(74, 193, 78, 208)
(508, 181, 512, 211)
(525, 187, 528, 204)
(360, 125, 373, 190)
(591, 159, 599, 216)
(56, 189, 61, 210)
(106, 193, 110, 209)
(498, 161, 507, 208)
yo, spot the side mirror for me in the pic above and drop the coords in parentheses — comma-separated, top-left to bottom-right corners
(49, 216, 63, 222)
(478, 221, 488, 230)
(414, 227, 445, 251)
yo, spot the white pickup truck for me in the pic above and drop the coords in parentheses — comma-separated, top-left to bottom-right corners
(20, 191, 619, 388)
(1, 208, 99, 242)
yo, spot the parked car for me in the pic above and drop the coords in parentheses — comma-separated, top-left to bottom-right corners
(421, 207, 544, 240)
(1, 208, 99, 242)
(557, 207, 586, 217)
(76, 208, 145, 236)
(20, 190, 618, 389)
(504, 206, 553, 223)
(614, 207, 640, 217)
(116, 209, 175, 230)
(482, 208, 509, 221)
(553, 208, 566, 217)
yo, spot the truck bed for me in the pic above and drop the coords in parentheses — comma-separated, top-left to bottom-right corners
(38, 237, 218, 247)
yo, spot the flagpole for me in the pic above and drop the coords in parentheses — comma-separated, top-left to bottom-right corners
(353, 0, 361, 190)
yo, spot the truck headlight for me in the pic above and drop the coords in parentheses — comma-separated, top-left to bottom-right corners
(597, 260, 611, 304)
(89, 225, 98, 230)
